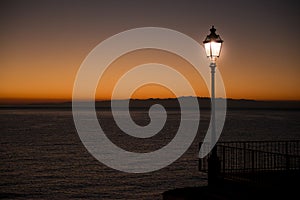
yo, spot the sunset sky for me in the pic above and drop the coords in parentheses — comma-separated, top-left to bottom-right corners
(0, 0, 299, 103)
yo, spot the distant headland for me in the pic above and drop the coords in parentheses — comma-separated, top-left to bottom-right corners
(1, 97, 299, 110)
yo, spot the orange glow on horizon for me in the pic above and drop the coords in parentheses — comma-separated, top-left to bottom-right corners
(94, 49, 209, 101)
(131, 84, 177, 100)
(1, 37, 299, 103)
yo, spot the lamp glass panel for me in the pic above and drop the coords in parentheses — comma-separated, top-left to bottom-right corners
(211, 42, 222, 57)
(204, 43, 211, 57)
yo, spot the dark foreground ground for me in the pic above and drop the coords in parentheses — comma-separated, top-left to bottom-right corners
(163, 183, 299, 200)
(163, 171, 300, 200)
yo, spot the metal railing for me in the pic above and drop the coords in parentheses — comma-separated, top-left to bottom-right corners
(199, 140, 300, 184)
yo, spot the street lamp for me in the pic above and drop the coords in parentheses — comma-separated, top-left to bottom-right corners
(203, 25, 223, 186)
(203, 25, 223, 62)
(203, 25, 223, 147)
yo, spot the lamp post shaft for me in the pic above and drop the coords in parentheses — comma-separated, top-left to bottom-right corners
(210, 62, 216, 149)
(208, 61, 220, 187)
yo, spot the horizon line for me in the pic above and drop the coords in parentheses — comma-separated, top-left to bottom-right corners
(1, 96, 300, 106)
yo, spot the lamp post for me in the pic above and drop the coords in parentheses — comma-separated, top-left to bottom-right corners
(203, 25, 223, 187)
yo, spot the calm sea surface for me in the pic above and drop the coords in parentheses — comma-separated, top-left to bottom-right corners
(1, 109, 300, 199)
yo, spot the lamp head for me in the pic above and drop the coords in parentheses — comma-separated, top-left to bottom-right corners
(203, 26, 223, 61)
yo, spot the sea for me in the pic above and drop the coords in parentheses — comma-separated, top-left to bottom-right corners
(1, 108, 300, 199)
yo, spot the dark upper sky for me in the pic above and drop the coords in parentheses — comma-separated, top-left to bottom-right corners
(0, 0, 299, 102)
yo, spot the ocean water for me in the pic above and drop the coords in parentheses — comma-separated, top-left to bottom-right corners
(1, 109, 300, 199)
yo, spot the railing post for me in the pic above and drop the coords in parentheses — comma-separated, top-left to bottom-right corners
(285, 141, 290, 170)
(198, 143, 202, 171)
(223, 145, 226, 174)
(244, 142, 246, 171)
(286, 155, 290, 171)
(251, 149, 255, 173)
